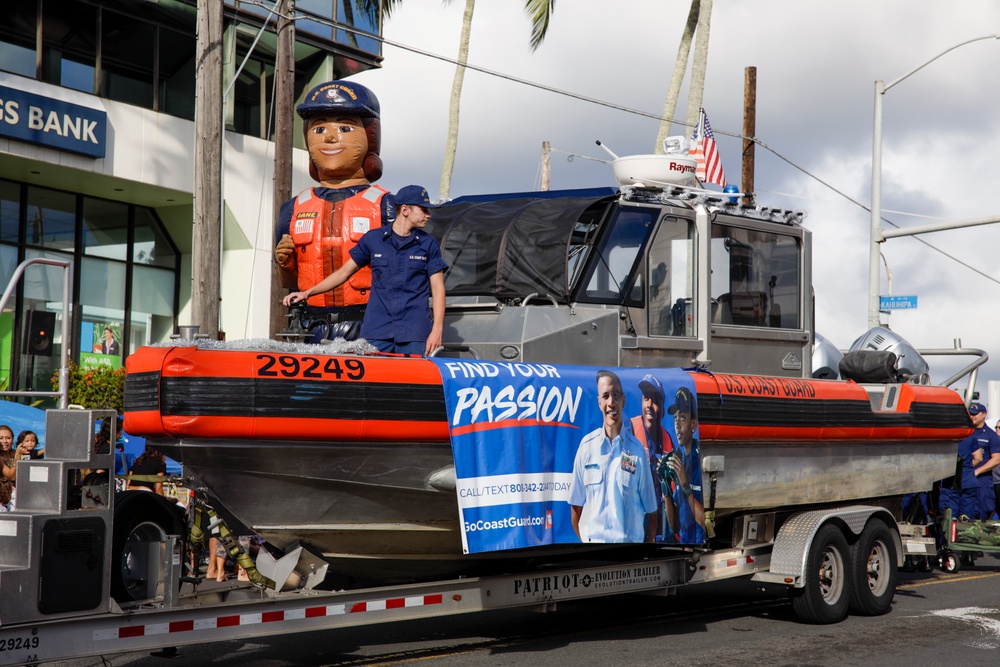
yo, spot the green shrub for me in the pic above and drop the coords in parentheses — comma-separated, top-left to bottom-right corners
(52, 363, 126, 413)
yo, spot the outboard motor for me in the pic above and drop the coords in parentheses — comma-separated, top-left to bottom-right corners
(811, 332, 843, 380)
(847, 326, 930, 383)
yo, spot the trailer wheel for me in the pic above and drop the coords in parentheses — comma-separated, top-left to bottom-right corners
(111, 491, 186, 603)
(939, 550, 960, 573)
(848, 518, 897, 616)
(789, 523, 851, 624)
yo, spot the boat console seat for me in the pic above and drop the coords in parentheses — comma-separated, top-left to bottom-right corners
(715, 291, 769, 327)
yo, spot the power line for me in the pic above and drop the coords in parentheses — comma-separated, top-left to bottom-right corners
(245, 0, 999, 287)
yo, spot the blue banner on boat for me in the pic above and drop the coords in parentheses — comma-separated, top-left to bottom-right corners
(428, 360, 707, 554)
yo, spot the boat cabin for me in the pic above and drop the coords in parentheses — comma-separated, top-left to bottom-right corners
(427, 185, 813, 378)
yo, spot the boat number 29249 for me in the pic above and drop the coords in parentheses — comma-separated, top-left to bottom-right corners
(255, 354, 365, 380)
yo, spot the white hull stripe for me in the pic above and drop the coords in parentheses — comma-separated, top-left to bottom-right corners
(93, 594, 444, 641)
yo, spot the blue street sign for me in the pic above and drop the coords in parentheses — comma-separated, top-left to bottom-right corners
(879, 295, 918, 310)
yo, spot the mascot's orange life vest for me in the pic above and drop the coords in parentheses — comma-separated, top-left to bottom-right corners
(290, 185, 389, 308)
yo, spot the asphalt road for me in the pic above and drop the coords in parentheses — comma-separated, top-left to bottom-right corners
(42, 552, 1000, 667)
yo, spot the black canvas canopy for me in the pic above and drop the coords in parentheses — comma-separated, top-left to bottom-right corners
(426, 194, 615, 302)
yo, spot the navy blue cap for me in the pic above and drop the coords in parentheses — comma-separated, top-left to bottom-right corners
(969, 402, 987, 415)
(638, 374, 664, 401)
(395, 185, 440, 208)
(667, 386, 695, 415)
(297, 80, 380, 120)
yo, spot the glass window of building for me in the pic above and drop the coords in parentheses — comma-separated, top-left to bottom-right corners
(2, 179, 179, 400)
(26, 186, 76, 252)
(159, 27, 196, 120)
(100, 10, 156, 109)
(231, 27, 277, 138)
(0, 179, 21, 246)
(0, 244, 17, 301)
(42, 0, 98, 94)
(130, 265, 176, 353)
(296, 0, 380, 52)
(133, 208, 179, 268)
(83, 198, 129, 261)
(79, 255, 126, 370)
(0, 2, 37, 78)
(335, 0, 380, 52)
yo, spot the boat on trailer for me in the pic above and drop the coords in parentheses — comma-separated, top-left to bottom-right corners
(124, 159, 978, 583)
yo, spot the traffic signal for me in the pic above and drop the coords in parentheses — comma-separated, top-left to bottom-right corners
(23, 310, 55, 356)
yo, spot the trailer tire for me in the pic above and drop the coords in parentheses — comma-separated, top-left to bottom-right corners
(848, 518, 897, 616)
(111, 491, 186, 603)
(940, 551, 960, 574)
(789, 523, 851, 624)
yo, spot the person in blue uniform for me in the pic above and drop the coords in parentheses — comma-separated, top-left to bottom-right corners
(968, 402, 1000, 520)
(939, 405, 985, 522)
(283, 185, 447, 356)
(569, 370, 658, 543)
(994, 419, 1000, 519)
(659, 386, 707, 544)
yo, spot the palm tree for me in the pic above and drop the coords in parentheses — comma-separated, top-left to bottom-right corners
(438, 0, 477, 202)
(653, 0, 714, 153)
(435, 0, 556, 201)
(375, 1, 554, 199)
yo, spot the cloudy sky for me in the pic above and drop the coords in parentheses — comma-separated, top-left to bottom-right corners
(351, 0, 1000, 406)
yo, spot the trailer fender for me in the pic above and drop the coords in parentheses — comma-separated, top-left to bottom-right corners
(752, 506, 900, 587)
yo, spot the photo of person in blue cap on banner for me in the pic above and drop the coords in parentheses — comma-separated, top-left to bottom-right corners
(630, 373, 676, 542)
(660, 386, 707, 544)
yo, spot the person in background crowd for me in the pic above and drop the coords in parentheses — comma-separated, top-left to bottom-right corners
(940, 408, 985, 522)
(995, 419, 1000, 520)
(0, 425, 17, 482)
(0, 479, 11, 511)
(127, 445, 167, 496)
(15, 431, 38, 459)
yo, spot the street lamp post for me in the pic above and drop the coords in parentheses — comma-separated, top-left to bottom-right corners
(868, 34, 1000, 330)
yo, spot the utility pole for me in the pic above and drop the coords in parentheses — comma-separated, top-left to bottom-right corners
(192, 0, 223, 339)
(270, 0, 295, 338)
(741, 66, 756, 207)
(540, 141, 550, 191)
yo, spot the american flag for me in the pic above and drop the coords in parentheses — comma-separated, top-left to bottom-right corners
(689, 108, 727, 188)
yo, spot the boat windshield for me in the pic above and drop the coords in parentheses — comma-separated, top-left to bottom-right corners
(572, 205, 660, 304)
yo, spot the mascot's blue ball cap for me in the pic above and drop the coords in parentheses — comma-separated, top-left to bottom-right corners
(395, 185, 440, 208)
(297, 80, 380, 119)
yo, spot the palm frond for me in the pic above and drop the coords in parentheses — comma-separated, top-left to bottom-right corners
(524, 0, 555, 51)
